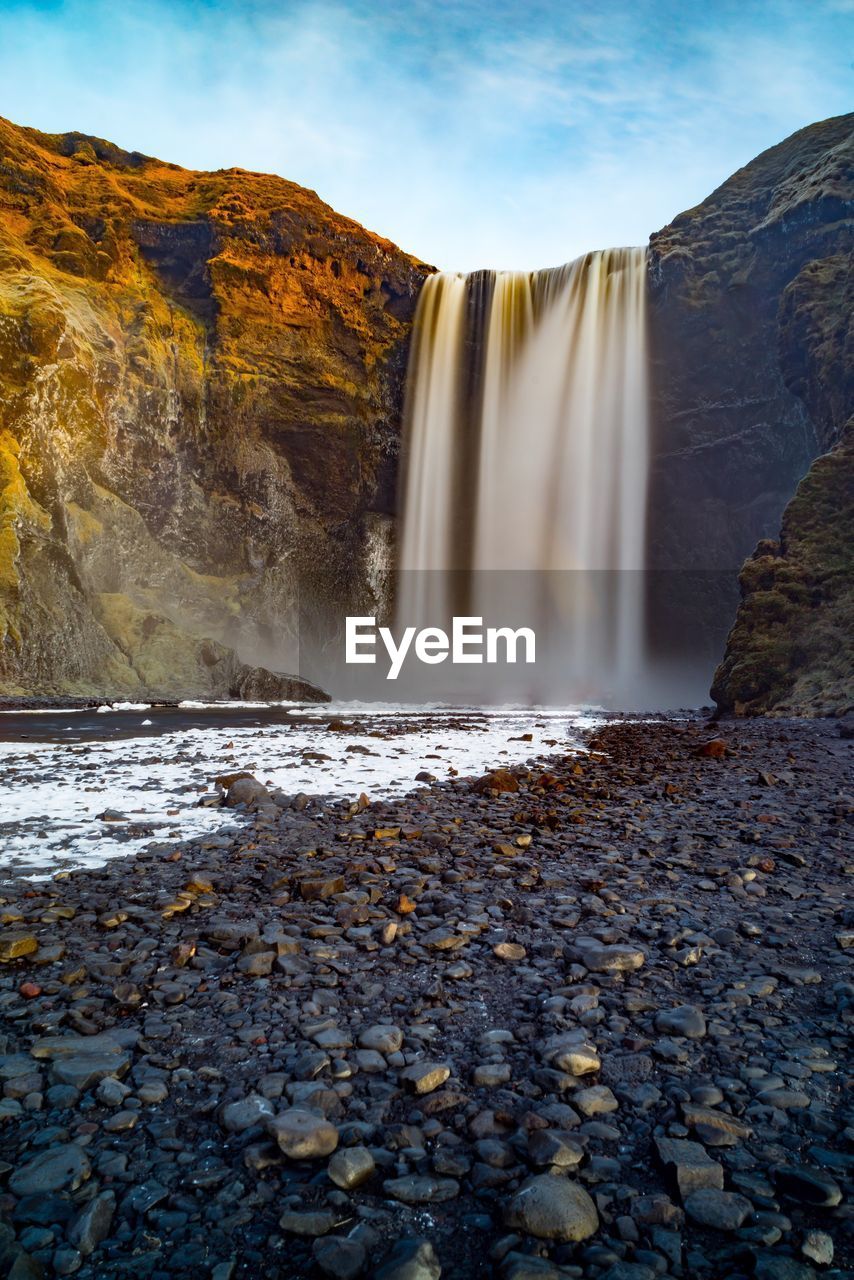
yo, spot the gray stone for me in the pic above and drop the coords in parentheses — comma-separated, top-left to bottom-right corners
(327, 1146, 375, 1190)
(278, 1209, 341, 1236)
(503, 1174, 599, 1241)
(472, 1062, 511, 1087)
(267, 1108, 339, 1159)
(577, 941, 645, 973)
(313, 1236, 367, 1280)
(49, 1054, 131, 1092)
(383, 1176, 459, 1204)
(527, 1130, 584, 1168)
(357, 1024, 403, 1054)
(10, 1144, 91, 1197)
(225, 776, 270, 807)
(684, 1188, 752, 1231)
(801, 1230, 833, 1266)
(655, 1137, 724, 1198)
(67, 1191, 115, 1256)
(754, 1259, 818, 1280)
(95, 1077, 130, 1107)
(220, 1095, 274, 1134)
(655, 1005, 707, 1038)
(30, 1031, 137, 1060)
(573, 1085, 618, 1116)
(375, 1238, 442, 1280)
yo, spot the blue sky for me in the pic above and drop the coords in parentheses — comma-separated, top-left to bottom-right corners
(0, 0, 851, 270)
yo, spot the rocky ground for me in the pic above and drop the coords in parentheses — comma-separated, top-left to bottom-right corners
(0, 715, 852, 1280)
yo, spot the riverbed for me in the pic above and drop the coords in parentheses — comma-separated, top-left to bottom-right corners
(0, 702, 597, 878)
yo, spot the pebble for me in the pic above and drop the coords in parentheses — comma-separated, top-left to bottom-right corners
(0, 716, 849, 1278)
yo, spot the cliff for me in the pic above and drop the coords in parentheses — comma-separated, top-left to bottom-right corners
(0, 116, 430, 698)
(647, 113, 853, 711)
(711, 250, 853, 715)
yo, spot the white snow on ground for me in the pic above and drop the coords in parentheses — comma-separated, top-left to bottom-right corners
(0, 704, 598, 878)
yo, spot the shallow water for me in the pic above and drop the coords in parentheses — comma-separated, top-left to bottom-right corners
(0, 701, 597, 878)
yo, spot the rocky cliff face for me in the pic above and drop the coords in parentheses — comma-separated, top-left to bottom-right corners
(0, 117, 430, 698)
(711, 248, 853, 715)
(647, 114, 853, 710)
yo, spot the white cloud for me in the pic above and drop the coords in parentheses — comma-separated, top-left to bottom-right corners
(0, 0, 850, 269)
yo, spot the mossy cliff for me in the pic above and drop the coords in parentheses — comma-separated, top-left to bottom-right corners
(0, 116, 430, 697)
(647, 113, 853, 713)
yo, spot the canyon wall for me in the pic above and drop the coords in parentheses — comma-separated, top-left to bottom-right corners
(647, 113, 853, 712)
(0, 117, 429, 698)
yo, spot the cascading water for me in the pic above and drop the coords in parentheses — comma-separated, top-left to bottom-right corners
(397, 248, 650, 705)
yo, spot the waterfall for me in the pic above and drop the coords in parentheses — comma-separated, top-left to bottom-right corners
(397, 248, 650, 705)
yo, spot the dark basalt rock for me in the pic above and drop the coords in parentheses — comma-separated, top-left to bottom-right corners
(647, 112, 853, 704)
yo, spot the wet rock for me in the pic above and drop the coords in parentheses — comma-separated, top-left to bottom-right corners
(527, 1130, 584, 1169)
(682, 1103, 751, 1146)
(30, 1031, 138, 1059)
(300, 875, 346, 901)
(493, 942, 526, 961)
(503, 1174, 599, 1242)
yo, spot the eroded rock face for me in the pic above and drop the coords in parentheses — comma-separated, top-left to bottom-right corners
(712, 246, 853, 716)
(647, 113, 853, 700)
(0, 116, 430, 697)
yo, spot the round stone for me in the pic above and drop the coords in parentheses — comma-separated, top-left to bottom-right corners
(267, 1108, 339, 1159)
(357, 1025, 403, 1054)
(655, 1005, 707, 1039)
(503, 1174, 599, 1241)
